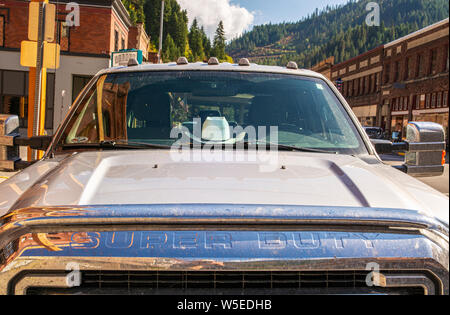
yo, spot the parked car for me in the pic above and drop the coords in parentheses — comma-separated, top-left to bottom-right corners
(0, 58, 448, 295)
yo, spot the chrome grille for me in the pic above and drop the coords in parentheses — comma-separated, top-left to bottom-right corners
(25, 271, 425, 295)
(82, 271, 369, 290)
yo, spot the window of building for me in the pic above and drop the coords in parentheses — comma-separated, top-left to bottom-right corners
(404, 96, 409, 111)
(445, 45, 449, 72)
(0, 15, 4, 47)
(374, 73, 379, 92)
(437, 92, 443, 108)
(393, 98, 398, 111)
(431, 93, 437, 108)
(419, 94, 426, 109)
(72, 75, 93, 103)
(425, 94, 431, 109)
(393, 61, 400, 82)
(384, 63, 391, 83)
(405, 57, 412, 80)
(114, 30, 119, 52)
(416, 54, 423, 78)
(413, 95, 419, 110)
(443, 91, 448, 107)
(430, 49, 438, 75)
(0, 71, 54, 129)
(121, 38, 125, 50)
(58, 21, 70, 52)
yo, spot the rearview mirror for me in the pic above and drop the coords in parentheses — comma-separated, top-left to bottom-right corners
(372, 122, 446, 177)
(0, 114, 53, 171)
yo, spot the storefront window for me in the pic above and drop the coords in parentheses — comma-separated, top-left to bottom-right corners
(413, 113, 449, 142)
(0, 70, 54, 130)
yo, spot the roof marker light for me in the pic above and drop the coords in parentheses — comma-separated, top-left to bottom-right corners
(127, 58, 139, 67)
(286, 61, 298, 70)
(238, 58, 251, 66)
(208, 57, 220, 65)
(176, 57, 189, 65)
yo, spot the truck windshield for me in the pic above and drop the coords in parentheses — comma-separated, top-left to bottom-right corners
(58, 71, 367, 155)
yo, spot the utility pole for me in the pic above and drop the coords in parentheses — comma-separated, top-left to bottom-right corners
(158, 0, 165, 63)
(21, 0, 59, 160)
(32, 1, 46, 160)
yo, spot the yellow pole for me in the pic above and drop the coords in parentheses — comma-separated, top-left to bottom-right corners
(27, 67, 36, 161)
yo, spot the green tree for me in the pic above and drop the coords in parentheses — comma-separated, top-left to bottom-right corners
(189, 19, 205, 61)
(212, 21, 226, 60)
(163, 34, 179, 61)
(121, 0, 145, 25)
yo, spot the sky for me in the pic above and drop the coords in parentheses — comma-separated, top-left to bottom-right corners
(177, 0, 351, 40)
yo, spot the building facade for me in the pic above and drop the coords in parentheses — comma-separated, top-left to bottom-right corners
(0, 0, 150, 136)
(329, 18, 449, 142)
(311, 56, 334, 80)
(330, 46, 384, 128)
(381, 19, 449, 141)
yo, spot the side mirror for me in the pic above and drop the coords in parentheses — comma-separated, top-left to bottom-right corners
(372, 122, 446, 177)
(0, 115, 53, 171)
(0, 115, 21, 171)
(403, 122, 446, 177)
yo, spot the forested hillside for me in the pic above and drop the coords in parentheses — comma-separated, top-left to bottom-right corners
(226, 0, 449, 67)
(121, 0, 232, 62)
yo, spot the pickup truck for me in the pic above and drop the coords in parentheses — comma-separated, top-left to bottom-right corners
(0, 58, 448, 295)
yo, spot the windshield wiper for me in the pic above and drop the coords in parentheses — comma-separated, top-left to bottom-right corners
(239, 141, 338, 154)
(59, 140, 172, 150)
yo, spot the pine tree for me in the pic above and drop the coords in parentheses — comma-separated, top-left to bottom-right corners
(164, 34, 178, 62)
(189, 19, 205, 61)
(201, 27, 211, 60)
(212, 21, 226, 60)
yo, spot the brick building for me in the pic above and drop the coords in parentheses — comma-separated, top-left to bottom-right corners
(311, 56, 334, 80)
(381, 19, 449, 140)
(330, 46, 384, 128)
(0, 0, 150, 135)
(329, 18, 449, 141)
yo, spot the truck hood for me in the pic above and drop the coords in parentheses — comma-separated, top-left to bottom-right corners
(1, 150, 448, 223)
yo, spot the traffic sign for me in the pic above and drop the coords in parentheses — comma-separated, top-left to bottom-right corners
(20, 41, 60, 69)
(28, 2, 56, 42)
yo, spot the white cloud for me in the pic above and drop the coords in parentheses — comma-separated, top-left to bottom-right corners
(177, 0, 254, 40)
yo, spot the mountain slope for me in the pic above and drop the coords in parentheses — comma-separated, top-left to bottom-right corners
(226, 0, 449, 67)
